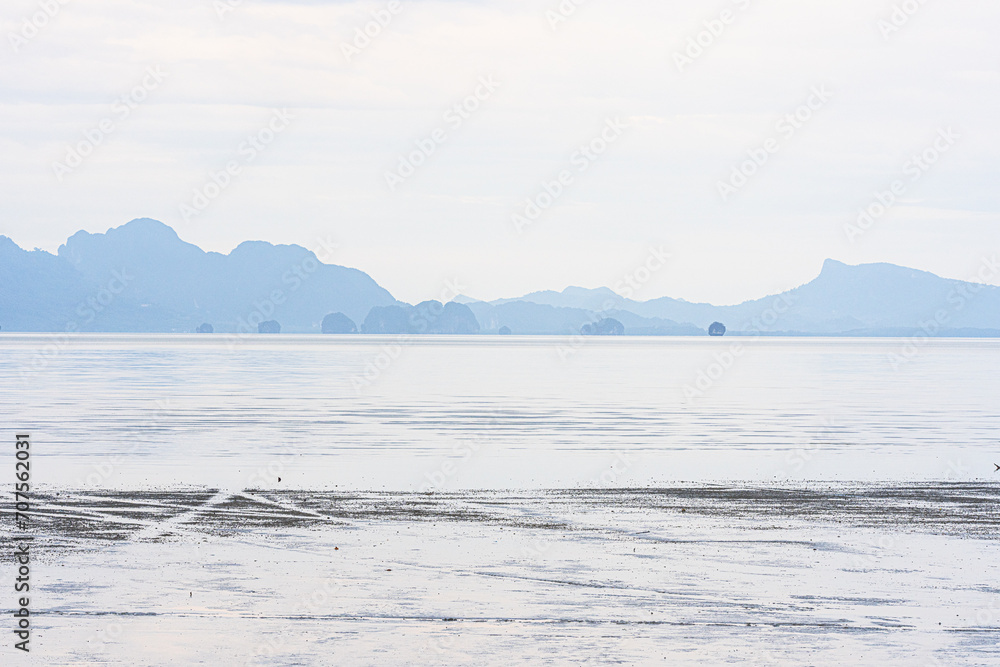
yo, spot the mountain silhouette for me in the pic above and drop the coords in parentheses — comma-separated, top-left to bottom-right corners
(469, 258, 1000, 336)
(2, 218, 397, 333)
(2, 220, 999, 336)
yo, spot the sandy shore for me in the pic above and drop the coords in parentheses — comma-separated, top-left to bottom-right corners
(6, 483, 1000, 665)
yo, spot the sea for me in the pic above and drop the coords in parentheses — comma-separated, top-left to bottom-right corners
(3, 334, 997, 490)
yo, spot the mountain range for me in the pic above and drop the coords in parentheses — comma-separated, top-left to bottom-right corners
(1, 218, 396, 333)
(1, 218, 999, 336)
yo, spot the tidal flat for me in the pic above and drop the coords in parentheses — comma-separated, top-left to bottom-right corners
(8, 483, 1000, 665)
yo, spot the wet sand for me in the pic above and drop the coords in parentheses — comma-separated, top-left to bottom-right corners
(8, 483, 1000, 665)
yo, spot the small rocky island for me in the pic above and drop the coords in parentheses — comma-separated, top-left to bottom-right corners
(361, 301, 480, 334)
(581, 318, 625, 335)
(708, 322, 726, 336)
(258, 320, 281, 334)
(321, 312, 357, 334)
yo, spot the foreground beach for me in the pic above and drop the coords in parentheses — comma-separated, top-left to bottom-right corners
(10, 483, 1000, 665)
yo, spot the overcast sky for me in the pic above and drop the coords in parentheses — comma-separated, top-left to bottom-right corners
(1, 0, 998, 304)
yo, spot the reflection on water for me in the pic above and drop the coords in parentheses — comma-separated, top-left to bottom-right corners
(2, 334, 998, 488)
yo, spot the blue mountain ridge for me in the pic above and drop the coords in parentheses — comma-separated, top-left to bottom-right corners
(2, 218, 397, 333)
(2, 219, 998, 336)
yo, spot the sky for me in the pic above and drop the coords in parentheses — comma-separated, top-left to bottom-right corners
(1, 0, 998, 305)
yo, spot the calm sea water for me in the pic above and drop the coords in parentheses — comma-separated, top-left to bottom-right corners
(2, 334, 997, 489)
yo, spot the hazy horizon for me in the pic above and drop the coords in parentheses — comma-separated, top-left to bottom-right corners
(2, 0, 998, 304)
(6, 216, 996, 310)
(5, 5, 999, 664)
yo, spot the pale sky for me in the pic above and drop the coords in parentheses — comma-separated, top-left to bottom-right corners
(2, 0, 998, 304)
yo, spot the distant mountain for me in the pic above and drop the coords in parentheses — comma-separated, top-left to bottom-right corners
(466, 300, 702, 336)
(478, 259, 1000, 336)
(492, 286, 623, 311)
(2, 220, 998, 336)
(362, 301, 480, 334)
(0, 235, 96, 331)
(1, 218, 397, 333)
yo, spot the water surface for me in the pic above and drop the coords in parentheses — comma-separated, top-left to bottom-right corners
(2, 334, 997, 489)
